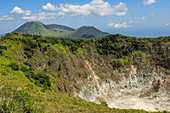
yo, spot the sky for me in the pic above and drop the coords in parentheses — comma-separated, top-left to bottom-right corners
(0, 0, 170, 37)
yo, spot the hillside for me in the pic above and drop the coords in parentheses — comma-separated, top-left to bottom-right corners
(0, 33, 170, 112)
(62, 26, 109, 39)
(13, 21, 58, 37)
(13, 21, 109, 38)
(45, 24, 75, 31)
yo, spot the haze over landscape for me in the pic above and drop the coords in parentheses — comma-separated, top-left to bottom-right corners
(0, 0, 170, 37)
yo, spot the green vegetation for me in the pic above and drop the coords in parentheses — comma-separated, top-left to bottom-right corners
(0, 32, 169, 112)
(96, 34, 170, 69)
(13, 21, 56, 37)
(0, 45, 7, 55)
(45, 24, 75, 31)
(0, 88, 40, 113)
(9, 62, 19, 71)
(110, 56, 131, 69)
(24, 71, 53, 90)
(101, 102, 108, 107)
(64, 26, 109, 39)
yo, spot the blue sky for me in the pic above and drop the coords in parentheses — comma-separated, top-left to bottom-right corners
(0, 0, 170, 37)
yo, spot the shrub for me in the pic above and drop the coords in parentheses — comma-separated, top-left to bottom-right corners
(110, 59, 123, 69)
(0, 88, 40, 112)
(0, 45, 7, 50)
(24, 61, 32, 68)
(9, 62, 19, 71)
(0, 49, 2, 55)
(24, 46, 31, 51)
(58, 64, 62, 71)
(101, 102, 108, 107)
(47, 60, 52, 66)
(20, 65, 29, 72)
(24, 51, 32, 58)
(24, 70, 52, 90)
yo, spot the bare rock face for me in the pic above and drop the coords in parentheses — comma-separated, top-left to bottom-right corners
(76, 63, 170, 112)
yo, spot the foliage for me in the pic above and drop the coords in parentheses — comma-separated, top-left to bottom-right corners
(9, 62, 19, 71)
(95, 34, 170, 58)
(101, 102, 108, 107)
(0, 88, 40, 113)
(20, 65, 29, 72)
(110, 59, 123, 69)
(45, 24, 75, 31)
(110, 56, 131, 69)
(58, 64, 62, 71)
(24, 71, 53, 90)
(24, 61, 33, 68)
(0, 45, 7, 56)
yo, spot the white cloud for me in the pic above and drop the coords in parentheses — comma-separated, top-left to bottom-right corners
(142, 0, 156, 6)
(141, 16, 146, 20)
(141, 13, 155, 21)
(149, 13, 155, 16)
(58, 11, 65, 18)
(21, 12, 57, 20)
(25, 10, 32, 16)
(42, 3, 58, 11)
(165, 23, 170, 26)
(0, 15, 15, 21)
(10, 6, 32, 15)
(108, 22, 130, 28)
(42, 0, 128, 17)
(10, 6, 25, 14)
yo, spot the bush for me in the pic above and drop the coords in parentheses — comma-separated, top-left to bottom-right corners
(24, 61, 32, 68)
(0, 45, 7, 50)
(47, 60, 52, 66)
(110, 60, 123, 69)
(101, 102, 108, 107)
(20, 65, 29, 72)
(24, 51, 32, 58)
(0, 49, 2, 55)
(58, 64, 62, 71)
(9, 62, 19, 71)
(24, 46, 31, 51)
(0, 88, 40, 112)
(24, 70, 52, 90)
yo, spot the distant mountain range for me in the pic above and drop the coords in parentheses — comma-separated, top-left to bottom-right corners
(13, 21, 109, 39)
